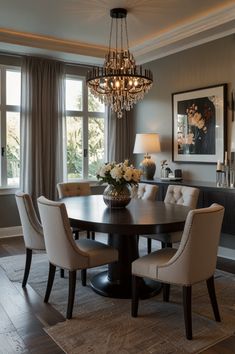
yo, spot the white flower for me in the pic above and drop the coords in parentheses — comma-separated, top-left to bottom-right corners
(110, 166, 123, 181)
(97, 160, 142, 187)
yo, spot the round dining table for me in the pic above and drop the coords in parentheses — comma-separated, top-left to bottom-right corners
(62, 195, 190, 299)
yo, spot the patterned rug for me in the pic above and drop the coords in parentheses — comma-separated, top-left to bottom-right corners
(1, 237, 235, 354)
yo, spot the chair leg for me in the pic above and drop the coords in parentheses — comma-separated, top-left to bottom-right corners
(74, 230, 79, 240)
(81, 269, 87, 286)
(67, 270, 77, 319)
(91, 231, 95, 240)
(60, 269, 65, 278)
(131, 275, 141, 317)
(44, 263, 56, 303)
(22, 248, 32, 287)
(183, 285, 192, 340)
(163, 283, 170, 302)
(147, 238, 152, 254)
(207, 276, 221, 322)
(162, 242, 172, 248)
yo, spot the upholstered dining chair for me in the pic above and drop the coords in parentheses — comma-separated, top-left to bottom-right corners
(37, 196, 118, 319)
(57, 182, 95, 240)
(131, 183, 158, 200)
(145, 184, 199, 253)
(132, 203, 224, 340)
(15, 191, 45, 287)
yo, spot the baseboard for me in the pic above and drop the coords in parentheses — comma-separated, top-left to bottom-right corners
(0, 226, 23, 238)
(218, 246, 235, 261)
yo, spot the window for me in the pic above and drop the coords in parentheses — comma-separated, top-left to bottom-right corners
(0, 66, 21, 187)
(65, 75, 106, 180)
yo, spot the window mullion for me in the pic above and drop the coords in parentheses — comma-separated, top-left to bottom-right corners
(1, 68, 7, 186)
(83, 78, 88, 179)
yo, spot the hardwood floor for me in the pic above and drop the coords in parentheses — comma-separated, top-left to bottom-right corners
(0, 236, 235, 353)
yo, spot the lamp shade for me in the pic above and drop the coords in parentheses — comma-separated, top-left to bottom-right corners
(133, 133, 161, 180)
(133, 133, 161, 154)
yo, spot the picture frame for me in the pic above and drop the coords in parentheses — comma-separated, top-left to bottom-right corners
(172, 84, 227, 164)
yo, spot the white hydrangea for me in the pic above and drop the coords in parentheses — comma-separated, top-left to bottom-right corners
(110, 166, 123, 181)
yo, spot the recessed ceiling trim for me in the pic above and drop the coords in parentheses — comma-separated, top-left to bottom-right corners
(137, 28, 235, 65)
(0, 3, 235, 66)
(0, 28, 107, 59)
(132, 4, 235, 58)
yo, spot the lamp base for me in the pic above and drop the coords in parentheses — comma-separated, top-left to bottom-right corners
(140, 155, 156, 180)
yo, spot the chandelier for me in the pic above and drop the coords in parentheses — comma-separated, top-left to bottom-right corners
(86, 8, 153, 119)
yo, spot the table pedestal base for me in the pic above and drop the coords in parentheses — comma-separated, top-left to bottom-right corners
(90, 271, 161, 299)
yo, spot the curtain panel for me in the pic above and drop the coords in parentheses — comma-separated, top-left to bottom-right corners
(106, 109, 135, 163)
(20, 56, 65, 205)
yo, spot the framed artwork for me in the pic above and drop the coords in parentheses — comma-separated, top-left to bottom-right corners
(172, 84, 227, 163)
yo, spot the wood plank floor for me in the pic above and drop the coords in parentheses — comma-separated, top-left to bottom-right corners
(0, 236, 235, 353)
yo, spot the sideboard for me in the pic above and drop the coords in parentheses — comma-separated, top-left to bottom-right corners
(142, 178, 235, 236)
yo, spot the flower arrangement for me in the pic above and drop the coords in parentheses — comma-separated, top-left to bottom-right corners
(97, 160, 142, 187)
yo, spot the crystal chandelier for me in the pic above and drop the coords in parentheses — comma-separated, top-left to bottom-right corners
(86, 8, 153, 119)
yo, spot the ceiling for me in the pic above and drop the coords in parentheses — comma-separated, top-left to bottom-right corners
(0, 0, 235, 65)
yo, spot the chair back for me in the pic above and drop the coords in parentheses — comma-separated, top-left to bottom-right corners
(164, 185, 199, 209)
(37, 196, 89, 270)
(132, 183, 158, 200)
(159, 204, 224, 285)
(57, 182, 91, 199)
(15, 191, 45, 250)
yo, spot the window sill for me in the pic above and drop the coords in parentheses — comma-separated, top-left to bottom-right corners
(0, 187, 19, 195)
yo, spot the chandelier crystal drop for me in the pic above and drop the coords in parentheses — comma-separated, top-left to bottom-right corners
(86, 8, 153, 119)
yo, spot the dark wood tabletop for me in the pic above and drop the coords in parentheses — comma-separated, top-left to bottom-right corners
(62, 195, 190, 235)
(62, 195, 190, 299)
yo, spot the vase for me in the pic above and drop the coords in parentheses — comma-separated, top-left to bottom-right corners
(103, 184, 131, 208)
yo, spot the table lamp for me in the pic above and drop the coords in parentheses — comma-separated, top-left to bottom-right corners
(133, 133, 161, 180)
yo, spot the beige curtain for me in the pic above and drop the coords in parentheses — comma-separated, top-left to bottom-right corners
(106, 109, 135, 163)
(20, 56, 65, 205)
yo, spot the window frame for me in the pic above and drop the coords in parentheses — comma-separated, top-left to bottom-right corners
(0, 65, 21, 188)
(65, 74, 107, 181)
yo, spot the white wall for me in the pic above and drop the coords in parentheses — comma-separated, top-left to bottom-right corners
(133, 35, 235, 182)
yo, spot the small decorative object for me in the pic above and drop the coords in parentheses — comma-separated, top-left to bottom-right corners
(174, 169, 182, 178)
(230, 169, 235, 188)
(133, 133, 161, 180)
(97, 160, 142, 208)
(216, 170, 225, 187)
(160, 160, 168, 178)
(172, 84, 227, 164)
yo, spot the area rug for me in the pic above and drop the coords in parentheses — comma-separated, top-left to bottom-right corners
(1, 239, 235, 354)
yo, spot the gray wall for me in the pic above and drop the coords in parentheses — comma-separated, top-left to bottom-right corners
(133, 35, 235, 182)
(0, 185, 105, 228)
(0, 194, 20, 227)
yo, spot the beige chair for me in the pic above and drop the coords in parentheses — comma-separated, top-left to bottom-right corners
(37, 196, 118, 319)
(131, 183, 158, 200)
(145, 184, 199, 253)
(132, 203, 224, 340)
(57, 182, 95, 240)
(15, 191, 45, 287)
